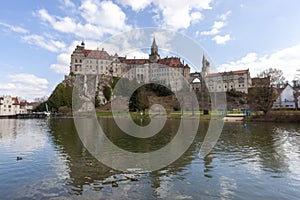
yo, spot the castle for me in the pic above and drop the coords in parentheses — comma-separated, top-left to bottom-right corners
(69, 38, 251, 104)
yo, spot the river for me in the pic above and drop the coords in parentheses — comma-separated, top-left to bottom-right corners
(0, 118, 300, 199)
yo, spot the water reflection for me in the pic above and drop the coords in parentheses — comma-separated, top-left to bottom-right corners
(0, 118, 300, 199)
(0, 119, 48, 154)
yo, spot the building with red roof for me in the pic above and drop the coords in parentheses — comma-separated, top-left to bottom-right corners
(69, 38, 191, 92)
(0, 96, 28, 116)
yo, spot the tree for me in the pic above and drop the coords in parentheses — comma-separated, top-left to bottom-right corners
(248, 86, 277, 114)
(34, 96, 48, 103)
(34, 82, 73, 112)
(129, 86, 149, 112)
(103, 85, 112, 101)
(257, 68, 285, 87)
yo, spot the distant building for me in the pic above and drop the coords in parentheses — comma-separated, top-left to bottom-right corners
(70, 41, 125, 77)
(205, 69, 251, 93)
(0, 96, 27, 116)
(121, 40, 190, 91)
(272, 84, 296, 109)
(20, 101, 35, 113)
(70, 38, 256, 100)
(70, 38, 190, 92)
(190, 56, 252, 94)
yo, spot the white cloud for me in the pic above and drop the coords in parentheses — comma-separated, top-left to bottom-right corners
(0, 22, 28, 34)
(61, 0, 76, 9)
(10, 74, 49, 86)
(80, 0, 131, 31)
(212, 34, 230, 45)
(199, 10, 231, 45)
(200, 10, 231, 36)
(117, 0, 211, 30)
(200, 21, 226, 35)
(116, 0, 152, 12)
(219, 10, 231, 21)
(37, 0, 131, 40)
(0, 74, 49, 101)
(123, 50, 149, 59)
(152, 0, 211, 30)
(191, 12, 203, 24)
(219, 44, 300, 81)
(50, 53, 70, 74)
(22, 34, 66, 52)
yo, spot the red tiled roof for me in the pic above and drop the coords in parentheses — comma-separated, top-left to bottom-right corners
(20, 101, 30, 106)
(83, 49, 92, 56)
(206, 69, 249, 77)
(12, 97, 19, 105)
(158, 57, 190, 68)
(85, 49, 110, 59)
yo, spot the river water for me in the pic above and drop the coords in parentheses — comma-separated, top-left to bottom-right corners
(0, 118, 300, 199)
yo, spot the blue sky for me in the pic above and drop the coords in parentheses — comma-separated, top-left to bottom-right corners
(0, 0, 300, 100)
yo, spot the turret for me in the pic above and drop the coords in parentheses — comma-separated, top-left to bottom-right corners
(149, 37, 160, 63)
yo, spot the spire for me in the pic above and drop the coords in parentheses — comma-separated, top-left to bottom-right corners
(149, 36, 160, 63)
(152, 37, 157, 47)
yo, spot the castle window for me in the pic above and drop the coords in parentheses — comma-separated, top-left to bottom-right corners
(238, 77, 244, 83)
(75, 59, 77, 63)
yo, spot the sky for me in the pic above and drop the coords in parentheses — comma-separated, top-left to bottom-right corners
(0, 0, 300, 101)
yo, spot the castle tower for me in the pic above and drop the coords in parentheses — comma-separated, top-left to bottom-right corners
(149, 37, 160, 63)
(201, 54, 210, 76)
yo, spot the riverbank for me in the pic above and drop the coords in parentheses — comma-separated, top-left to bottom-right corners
(247, 110, 300, 123)
(0, 113, 48, 119)
(38, 110, 300, 123)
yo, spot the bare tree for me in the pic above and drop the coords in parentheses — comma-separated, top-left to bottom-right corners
(34, 96, 48, 102)
(248, 86, 277, 114)
(295, 68, 300, 80)
(257, 68, 285, 87)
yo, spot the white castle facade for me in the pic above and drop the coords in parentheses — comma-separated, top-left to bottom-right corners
(70, 39, 190, 94)
(69, 38, 252, 100)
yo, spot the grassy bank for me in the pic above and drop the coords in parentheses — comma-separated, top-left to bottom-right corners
(95, 110, 213, 120)
(248, 110, 300, 123)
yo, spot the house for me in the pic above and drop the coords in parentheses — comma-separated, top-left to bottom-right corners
(272, 84, 296, 109)
(20, 101, 35, 113)
(0, 96, 26, 116)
